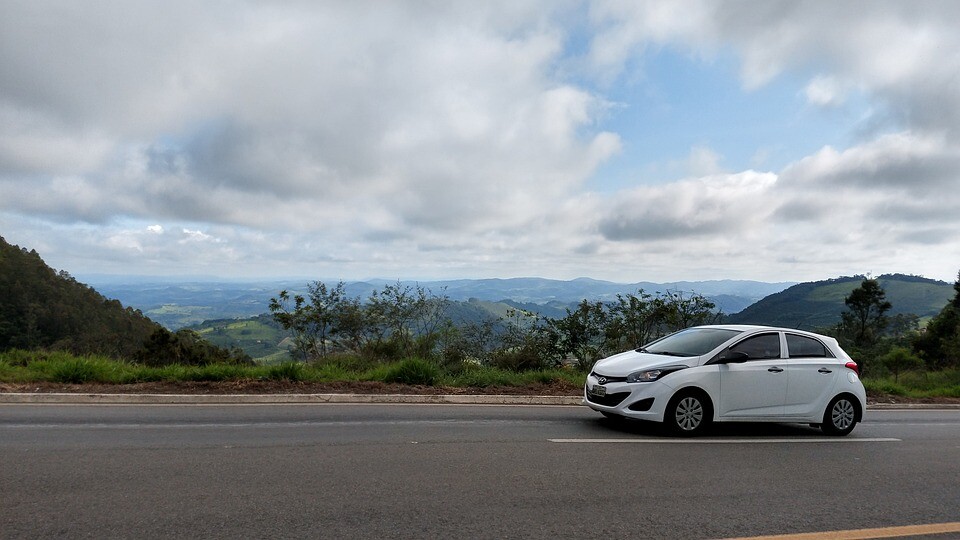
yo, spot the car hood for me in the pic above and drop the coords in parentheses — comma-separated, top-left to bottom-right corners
(592, 349, 697, 376)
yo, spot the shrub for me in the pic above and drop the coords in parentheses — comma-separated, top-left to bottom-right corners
(266, 362, 306, 382)
(49, 356, 110, 384)
(179, 363, 247, 382)
(863, 379, 908, 396)
(1, 349, 38, 367)
(880, 346, 924, 382)
(382, 358, 440, 386)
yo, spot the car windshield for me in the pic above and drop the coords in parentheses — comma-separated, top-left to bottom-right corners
(640, 328, 743, 357)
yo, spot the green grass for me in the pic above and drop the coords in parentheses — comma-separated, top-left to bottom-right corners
(862, 368, 960, 398)
(0, 349, 586, 390)
(6, 349, 956, 397)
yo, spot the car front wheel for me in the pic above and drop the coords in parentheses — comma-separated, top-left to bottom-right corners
(665, 391, 711, 436)
(821, 395, 858, 436)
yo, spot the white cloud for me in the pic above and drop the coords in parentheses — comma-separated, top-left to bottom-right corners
(588, 1, 960, 136)
(596, 170, 777, 242)
(804, 75, 847, 107)
(2, 1, 960, 283)
(0, 2, 619, 240)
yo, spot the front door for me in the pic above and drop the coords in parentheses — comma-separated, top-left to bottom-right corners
(718, 332, 786, 417)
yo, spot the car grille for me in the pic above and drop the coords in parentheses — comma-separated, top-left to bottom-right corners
(585, 391, 630, 407)
(589, 372, 628, 384)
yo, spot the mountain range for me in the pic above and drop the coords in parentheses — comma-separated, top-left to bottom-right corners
(7, 235, 954, 364)
(83, 276, 795, 329)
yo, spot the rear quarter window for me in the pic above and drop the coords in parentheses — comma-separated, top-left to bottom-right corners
(786, 334, 833, 358)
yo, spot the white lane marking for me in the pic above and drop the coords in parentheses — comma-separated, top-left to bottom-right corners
(721, 520, 960, 539)
(549, 437, 901, 444)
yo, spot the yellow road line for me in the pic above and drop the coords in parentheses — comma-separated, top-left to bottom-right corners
(721, 521, 960, 539)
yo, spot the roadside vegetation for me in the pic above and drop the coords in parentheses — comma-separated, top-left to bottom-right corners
(0, 350, 584, 390)
(2, 235, 959, 397)
(3, 349, 958, 399)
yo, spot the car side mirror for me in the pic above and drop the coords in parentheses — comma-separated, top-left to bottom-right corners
(718, 350, 749, 364)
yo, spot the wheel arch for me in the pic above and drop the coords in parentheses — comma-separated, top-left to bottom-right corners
(829, 391, 864, 423)
(666, 386, 716, 422)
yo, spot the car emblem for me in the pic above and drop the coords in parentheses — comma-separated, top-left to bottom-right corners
(597, 377, 607, 385)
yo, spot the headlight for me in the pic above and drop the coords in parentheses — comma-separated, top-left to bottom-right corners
(626, 365, 687, 383)
(627, 369, 663, 383)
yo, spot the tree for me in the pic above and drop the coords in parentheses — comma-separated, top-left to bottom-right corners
(0, 236, 160, 358)
(607, 290, 663, 350)
(268, 281, 348, 360)
(660, 290, 720, 332)
(886, 313, 920, 341)
(135, 328, 252, 366)
(840, 278, 892, 347)
(879, 346, 923, 382)
(913, 270, 960, 369)
(491, 308, 561, 371)
(551, 300, 611, 370)
(269, 281, 451, 361)
(365, 282, 450, 359)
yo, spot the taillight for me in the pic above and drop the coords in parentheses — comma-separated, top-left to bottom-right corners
(845, 361, 859, 375)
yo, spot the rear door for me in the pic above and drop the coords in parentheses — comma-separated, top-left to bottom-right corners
(783, 333, 840, 417)
(718, 332, 787, 418)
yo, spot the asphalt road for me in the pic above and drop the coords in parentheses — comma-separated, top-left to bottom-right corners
(2, 404, 958, 539)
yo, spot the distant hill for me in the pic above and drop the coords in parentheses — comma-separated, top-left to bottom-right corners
(0, 236, 160, 357)
(726, 274, 953, 330)
(89, 276, 794, 329)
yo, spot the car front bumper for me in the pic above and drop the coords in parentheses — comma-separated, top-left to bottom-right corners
(583, 373, 672, 421)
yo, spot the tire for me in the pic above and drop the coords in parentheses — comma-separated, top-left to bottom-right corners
(821, 395, 859, 436)
(665, 391, 711, 436)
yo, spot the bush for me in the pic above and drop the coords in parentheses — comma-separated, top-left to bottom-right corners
(178, 363, 247, 382)
(48, 356, 113, 384)
(382, 358, 440, 386)
(449, 365, 516, 387)
(1, 349, 37, 367)
(135, 328, 252, 367)
(266, 362, 307, 382)
(880, 346, 924, 382)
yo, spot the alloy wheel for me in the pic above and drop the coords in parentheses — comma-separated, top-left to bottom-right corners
(831, 398, 856, 431)
(675, 396, 704, 431)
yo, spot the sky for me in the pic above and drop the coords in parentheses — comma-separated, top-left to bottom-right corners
(2, 1, 959, 284)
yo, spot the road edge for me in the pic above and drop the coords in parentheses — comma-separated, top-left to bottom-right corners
(1, 392, 958, 408)
(0, 392, 584, 406)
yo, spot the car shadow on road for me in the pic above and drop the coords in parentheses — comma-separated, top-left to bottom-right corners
(589, 416, 826, 439)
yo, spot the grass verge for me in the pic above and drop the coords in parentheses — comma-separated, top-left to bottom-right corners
(862, 368, 960, 399)
(0, 350, 584, 390)
(4, 350, 957, 398)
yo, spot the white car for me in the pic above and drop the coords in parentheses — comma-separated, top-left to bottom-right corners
(584, 325, 867, 436)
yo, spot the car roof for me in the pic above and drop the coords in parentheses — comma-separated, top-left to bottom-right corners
(691, 324, 830, 338)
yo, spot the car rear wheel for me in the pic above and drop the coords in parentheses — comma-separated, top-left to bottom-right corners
(665, 391, 711, 436)
(821, 395, 858, 436)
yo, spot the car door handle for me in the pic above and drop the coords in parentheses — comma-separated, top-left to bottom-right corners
(818, 368, 833, 373)
(768, 367, 784, 373)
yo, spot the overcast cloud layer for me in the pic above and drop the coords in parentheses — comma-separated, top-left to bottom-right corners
(1, 1, 958, 283)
